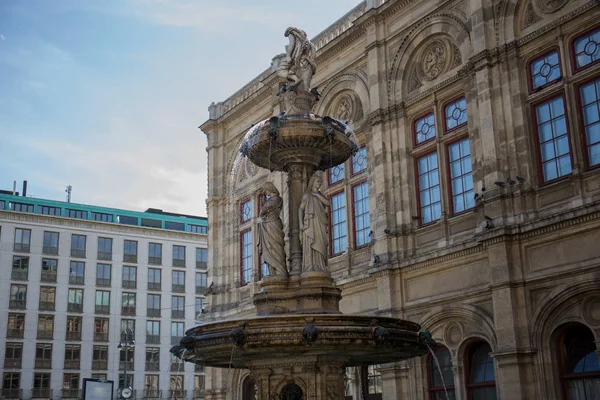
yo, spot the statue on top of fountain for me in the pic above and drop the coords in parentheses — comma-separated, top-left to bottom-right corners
(299, 172, 331, 272)
(278, 27, 317, 92)
(257, 182, 288, 277)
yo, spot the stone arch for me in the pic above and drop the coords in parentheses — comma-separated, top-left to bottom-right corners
(315, 71, 370, 120)
(388, 13, 471, 105)
(229, 369, 252, 400)
(272, 376, 308, 399)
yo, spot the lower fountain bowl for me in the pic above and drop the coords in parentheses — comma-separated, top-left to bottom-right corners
(177, 314, 433, 368)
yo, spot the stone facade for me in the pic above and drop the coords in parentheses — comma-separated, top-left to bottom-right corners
(199, 0, 600, 398)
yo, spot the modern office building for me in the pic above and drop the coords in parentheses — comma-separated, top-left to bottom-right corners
(199, 0, 600, 399)
(0, 190, 208, 399)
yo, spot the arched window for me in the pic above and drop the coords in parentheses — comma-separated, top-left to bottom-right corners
(242, 377, 257, 400)
(557, 323, 600, 399)
(466, 341, 496, 400)
(428, 346, 456, 399)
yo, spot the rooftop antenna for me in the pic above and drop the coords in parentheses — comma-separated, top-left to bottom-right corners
(65, 185, 72, 203)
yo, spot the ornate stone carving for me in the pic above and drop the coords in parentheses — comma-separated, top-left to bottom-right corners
(536, 0, 568, 14)
(444, 322, 464, 347)
(452, 44, 462, 68)
(335, 96, 352, 121)
(299, 172, 331, 272)
(422, 40, 447, 80)
(277, 27, 317, 92)
(302, 322, 319, 343)
(409, 66, 422, 91)
(257, 182, 288, 276)
(524, 1, 543, 29)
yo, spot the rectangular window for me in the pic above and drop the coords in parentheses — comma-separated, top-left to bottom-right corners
(415, 112, 436, 144)
(11, 255, 29, 281)
(37, 315, 54, 340)
(66, 316, 82, 341)
(145, 349, 160, 372)
(63, 373, 80, 399)
(41, 259, 58, 282)
(417, 152, 442, 224)
(196, 272, 207, 294)
(120, 320, 135, 341)
(11, 202, 34, 213)
(146, 321, 161, 345)
(141, 218, 162, 228)
(121, 293, 136, 316)
(96, 263, 111, 286)
(124, 240, 138, 263)
(94, 318, 109, 342)
(195, 297, 206, 317)
(122, 266, 137, 289)
(14, 228, 31, 252)
(188, 224, 208, 234)
(92, 346, 109, 370)
(67, 289, 84, 313)
(119, 375, 133, 390)
(173, 245, 186, 267)
(7, 313, 25, 338)
(165, 221, 185, 231)
(171, 322, 184, 345)
(240, 200, 253, 223)
(172, 296, 185, 319)
(67, 209, 87, 219)
(445, 97, 468, 131)
(43, 231, 59, 255)
(240, 230, 252, 285)
(351, 146, 367, 175)
(148, 268, 161, 291)
(534, 96, 572, 182)
(33, 373, 51, 392)
(70, 234, 86, 258)
(9, 285, 27, 309)
(91, 212, 113, 222)
(530, 50, 561, 90)
(147, 294, 161, 318)
(352, 182, 370, 247)
(64, 345, 81, 369)
(0, 200, 5, 210)
(69, 261, 85, 285)
(170, 376, 184, 397)
(574, 27, 600, 69)
(4, 343, 23, 369)
(95, 291, 110, 314)
(2, 372, 20, 396)
(448, 138, 475, 214)
(330, 191, 347, 255)
(119, 347, 134, 371)
(149, 243, 162, 265)
(329, 163, 345, 185)
(579, 78, 600, 167)
(97, 237, 112, 260)
(39, 286, 56, 311)
(196, 248, 208, 269)
(35, 344, 52, 369)
(172, 270, 185, 292)
(118, 215, 138, 225)
(39, 205, 60, 216)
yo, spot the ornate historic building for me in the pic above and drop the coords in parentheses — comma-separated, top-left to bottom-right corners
(199, 0, 600, 398)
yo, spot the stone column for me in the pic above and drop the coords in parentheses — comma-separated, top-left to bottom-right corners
(378, 362, 404, 400)
(287, 163, 313, 275)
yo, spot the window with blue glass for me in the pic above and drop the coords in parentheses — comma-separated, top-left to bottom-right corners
(260, 259, 269, 279)
(417, 152, 441, 224)
(351, 147, 367, 175)
(40, 206, 60, 216)
(466, 342, 496, 400)
(574, 27, 600, 69)
(329, 164, 345, 185)
(448, 139, 474, 214)
(330, 192, 347, 255)
(240, 200, 252, 223)
(534, 96, 572, 182)
(241, 230, 252, 284)
(352, 182, 370, 247)
(444, 97, 467, 131)
(580, 78, 600, 167)
(530, 51, 561, 90)
(415, 113, 436, 145)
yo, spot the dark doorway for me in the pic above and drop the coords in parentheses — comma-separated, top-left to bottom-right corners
(280, 383, 303, 400)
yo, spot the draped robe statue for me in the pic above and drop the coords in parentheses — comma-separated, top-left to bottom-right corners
(298, 172, 330, 272)
(277, 27, 317, 92)
(257, 182, 287, 277)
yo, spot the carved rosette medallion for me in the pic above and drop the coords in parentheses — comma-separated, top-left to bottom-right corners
(421, 40, 447, 81)
(335, 96, 352, 121)
(407, 37, 461, 94)
(536, 0, 568, 13)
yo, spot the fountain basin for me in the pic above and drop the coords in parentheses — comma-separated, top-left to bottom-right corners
(176, 314, 432, 368)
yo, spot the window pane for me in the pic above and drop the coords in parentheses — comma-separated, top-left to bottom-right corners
(241, 230, 252, 284)
(580, 79, 600, 167)
(445, 97, 467, 130)
(415, 113, 436, 144)
(351, 146, 367, 174)
(530, 51, 561, 89)
(418, 152, 441, 223)
(574, 28, 600, 69)
(330, 192, 347, 254)
(329, 164, 345, 184)
(241, 200, 252, 223)
(535, 97, 572, 181)
(353, 182, 370, 247)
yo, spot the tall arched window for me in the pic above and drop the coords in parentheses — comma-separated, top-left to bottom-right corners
(242, 377, 257, 400)
(557, 323, 600, 399)
(465, 341, 496, 400)
(428, 346, 456, 399)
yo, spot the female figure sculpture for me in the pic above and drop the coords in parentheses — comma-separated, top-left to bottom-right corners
(257, 182, 287, 277)
(277, 27, 317, 92)
(298, 172, 330, 272)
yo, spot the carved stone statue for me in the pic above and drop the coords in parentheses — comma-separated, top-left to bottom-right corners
(299, 172, 330, 272)
(278, 27, 317, 91)
(257, 182, 287, 276)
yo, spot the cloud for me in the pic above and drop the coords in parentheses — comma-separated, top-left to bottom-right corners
(0, 34, 5, 40)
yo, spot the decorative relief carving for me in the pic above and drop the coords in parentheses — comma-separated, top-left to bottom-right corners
(422, 40, 447, 80)
(335, 96, 352, 121)
(405, 37, 462, 95)
(444, 322, 464, 347)
(524, 1, 542, 29)
(452, 44, 462, 68)
(536, 0, 568, 14)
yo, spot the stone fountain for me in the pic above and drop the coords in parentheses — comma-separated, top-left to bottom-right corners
(174, 27, 435, 399)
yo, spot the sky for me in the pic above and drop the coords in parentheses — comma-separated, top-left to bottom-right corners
(0, 0, 360, 216)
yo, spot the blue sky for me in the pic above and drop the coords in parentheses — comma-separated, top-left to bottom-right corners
(0, 0, 359, 216)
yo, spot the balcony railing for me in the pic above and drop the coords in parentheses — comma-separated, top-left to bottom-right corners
(34, 359, 52, 369)
(171, 310, 185, 319)
(149, 256, 162, 265)
(122, 280, 137, 289)
(95, 305, 110, 315)
(171, 336, 182, 345)
(94, 332, 109, 342)
(194, 389, 206, 398)
(30, 389, 51, 399)
(67, 303, 83, 313)
(168, 389, 186, 399)
(69, 276, 85, 285)
(97, 251, 112, 261)
(145, 361, 160, 371)
(147, 308, 161, 318)
(7, 328, 24, 338)
(61, 388, 81, 398)
(1, 388, 22, 399)
(123, 254, 138, 263)
(119, 361, 134, 371)
(148, 282, 161, 291)
(11, 269, 28, 281)
(43, 245, 59, 255)
(143, 389, 162, 398)
(9, 299, 26, 309)
(172, 259, 186, 267)
(172, 284, 185, 293)
(13, 243, 30, 252)
(64, 359, 80, 369)
(39, 301, 55, 311)
(70, 248, 86, 258)
(41, 271, 57, 282)
(146, 334, 160, 344)
(4, 358, 22, 368)
(66, 331, 82, 341)
(96, 278, 111, 287)
(37, 330, 53, 340)
(170, 362, 185, 372)
(196, 261, 207, 269)
(196, 286, 206, 295)
(121, 306, 136, 316)
(92, 360, 108, 370)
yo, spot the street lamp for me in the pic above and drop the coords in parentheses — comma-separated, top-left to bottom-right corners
(117, 328, 135, 399)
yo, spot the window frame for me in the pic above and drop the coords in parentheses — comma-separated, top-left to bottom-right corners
(413, 110, 437, 147)
(527, 47, 563, 93)
(570, 24, 600, 73)
(575, 73, 600, 171)
(445, 134, 475, 216)
(350, 146, 367, 176)
(414, 150, 442, 226)
(351, 179, 370, 249)
(329, 188, 347, 256)
(240, 229, 253, 285)
(426, 346, 456, 400)
(442, 95, 469, 134)
(464, 340, 497, 400)
(328, 162, 346, 187)
(240, 199, 253, 224)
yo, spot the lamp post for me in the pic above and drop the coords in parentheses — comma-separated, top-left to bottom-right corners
(117, 328, 135, 399)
